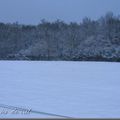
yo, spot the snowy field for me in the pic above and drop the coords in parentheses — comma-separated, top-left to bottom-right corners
(0, 61, 120, 118)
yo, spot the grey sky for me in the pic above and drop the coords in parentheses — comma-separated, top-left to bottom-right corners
(0, 0, 120, 24)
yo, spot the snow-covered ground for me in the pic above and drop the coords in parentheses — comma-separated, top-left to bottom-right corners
(0, 61, 120, 118)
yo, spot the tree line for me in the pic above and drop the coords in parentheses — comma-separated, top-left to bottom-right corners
(0, 12, 120, 61)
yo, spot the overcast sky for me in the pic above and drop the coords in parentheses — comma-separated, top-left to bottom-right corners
(0, 0, 120, 24)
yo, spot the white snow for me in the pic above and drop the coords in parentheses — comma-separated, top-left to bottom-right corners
(0, 61, 120, 118)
